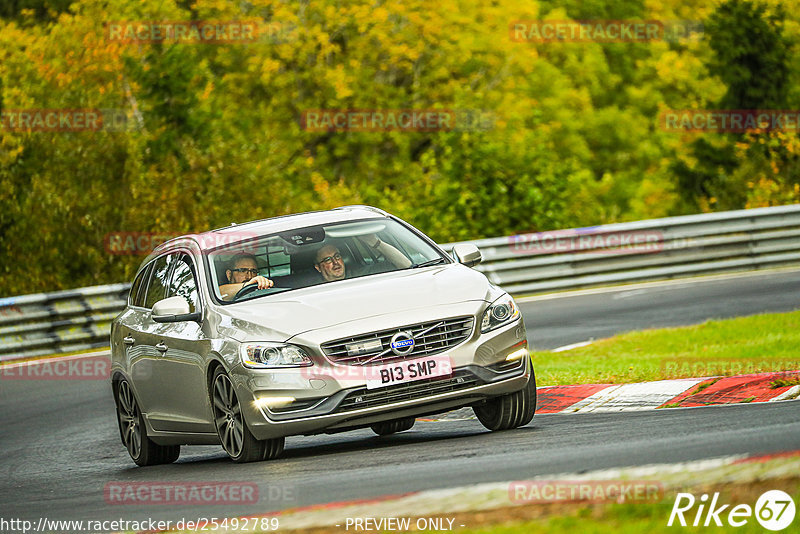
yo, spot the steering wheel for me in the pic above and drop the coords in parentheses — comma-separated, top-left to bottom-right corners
(233, 282, 261, 301)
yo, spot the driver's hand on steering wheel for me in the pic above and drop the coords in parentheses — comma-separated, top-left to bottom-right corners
(243, 275, 273, 290)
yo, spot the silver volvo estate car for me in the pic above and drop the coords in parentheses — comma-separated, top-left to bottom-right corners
(110, 206, 535, 466)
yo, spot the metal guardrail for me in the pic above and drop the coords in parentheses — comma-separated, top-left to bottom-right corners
(0, 284, 129, 361)
(2, 204, 800, 361)
(461, 203, 800, 294)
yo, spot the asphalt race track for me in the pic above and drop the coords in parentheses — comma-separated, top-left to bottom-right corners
(522, 269, 800, 350)
(2, 269, 800, 525)
(2, 378, 799, 525)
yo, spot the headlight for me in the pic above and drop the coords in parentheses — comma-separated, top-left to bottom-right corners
(240, 343, 313, 369)
(481, 293, 520, 333)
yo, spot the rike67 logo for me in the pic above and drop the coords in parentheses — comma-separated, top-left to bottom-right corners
(668, 490, 796, 530)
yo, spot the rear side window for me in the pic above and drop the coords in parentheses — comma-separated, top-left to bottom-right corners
(168, 254, 199, 313)
(128, 263, 152, 307)
(265, 245, 291, 277)
(143, 254, 174, 309)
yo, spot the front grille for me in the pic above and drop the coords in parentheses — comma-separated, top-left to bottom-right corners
(337, 369, 482, 412)
(321, 316, 474, 366)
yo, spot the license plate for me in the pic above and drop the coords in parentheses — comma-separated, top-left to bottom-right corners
(366, 355, 453, 389)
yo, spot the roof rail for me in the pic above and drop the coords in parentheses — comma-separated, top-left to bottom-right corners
(206, 209, 329, 233)
(333, 205, 389, 216)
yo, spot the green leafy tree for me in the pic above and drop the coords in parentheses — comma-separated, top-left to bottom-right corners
(674, 0, 794, 211)
(1, 0, 800, 295)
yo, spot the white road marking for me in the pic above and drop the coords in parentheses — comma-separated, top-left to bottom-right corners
(0, 350, 110, 369)
(563, 378, 707, 412)
(551, 340, 593, 352)
(769, 385, 800, 401)
(612, 289, 648, 299)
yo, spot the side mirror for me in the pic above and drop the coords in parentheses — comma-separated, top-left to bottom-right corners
(452, 243, 482, 267)
(152, 296, 201, 323)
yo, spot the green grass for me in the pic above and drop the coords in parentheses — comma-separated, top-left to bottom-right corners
(451, 504, 782, 534)
(447, 484, 800, 534)
(691, 377, 721, 393)
(532, 310, 800, 386)
(770, 376, 800, 388)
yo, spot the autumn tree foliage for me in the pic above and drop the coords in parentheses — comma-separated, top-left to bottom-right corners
(672, 0, 799, 211)
(1, 0, 798, 295)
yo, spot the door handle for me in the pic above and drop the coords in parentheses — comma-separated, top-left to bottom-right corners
(155, 342, 168, 353)
(123, 335, 135, 346)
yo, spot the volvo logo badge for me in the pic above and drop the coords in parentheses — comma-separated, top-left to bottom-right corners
(390, 332, 415, 356)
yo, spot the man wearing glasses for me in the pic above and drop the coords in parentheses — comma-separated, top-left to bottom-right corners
(219, 253, 274, 300)
(314, 235, 412, 283)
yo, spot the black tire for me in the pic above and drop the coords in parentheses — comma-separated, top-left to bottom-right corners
(115, 379, 180, 467)
(473, 370, 537, 431)
(371, 416, 416, 436)
(211, 367, 284, 463)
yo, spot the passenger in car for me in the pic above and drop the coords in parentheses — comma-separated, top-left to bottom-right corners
(314, 235, 412, 282)
(218, 253, 274, 300)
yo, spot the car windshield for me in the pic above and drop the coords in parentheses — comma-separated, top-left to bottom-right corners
(208, 218, 447, 303)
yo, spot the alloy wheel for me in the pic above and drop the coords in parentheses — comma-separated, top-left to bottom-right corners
(213, 373, 244, 458)
(117, 380, 142, 460)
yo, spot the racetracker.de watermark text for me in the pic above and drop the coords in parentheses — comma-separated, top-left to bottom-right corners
(300, 109, 494, 132)
(661, 110, 800, 132)
(660, 359, 800, 378)
(104, 231, 261, 255)
(509, 20, 703, 43)
(105, 20, 294, 44)
(104, 481, 265, 505)
(1, 109, 135, 132)
(509, 229, 672, 255)
(509, 480, 664, 503)
(0, 355, 109, 380)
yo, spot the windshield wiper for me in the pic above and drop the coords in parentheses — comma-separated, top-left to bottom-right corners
(412, 258, 447, 268)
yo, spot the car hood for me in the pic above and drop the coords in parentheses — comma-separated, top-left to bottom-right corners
(214, 264, 493, 342)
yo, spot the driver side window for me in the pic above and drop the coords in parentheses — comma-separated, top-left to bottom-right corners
(168, 254, 199, 313)
(128, 263, 152, 307)
(143, 254, 174, 309)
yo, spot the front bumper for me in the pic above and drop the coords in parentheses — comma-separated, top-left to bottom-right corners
(230, 317, 531, 440)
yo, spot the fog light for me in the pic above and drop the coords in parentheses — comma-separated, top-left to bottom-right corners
(254, 396, 295, 410)
(505, 348, 529, 361)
